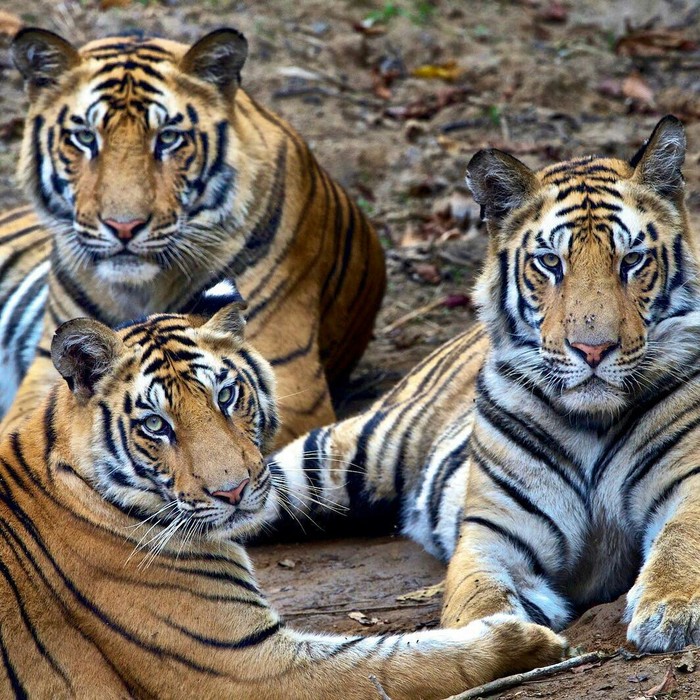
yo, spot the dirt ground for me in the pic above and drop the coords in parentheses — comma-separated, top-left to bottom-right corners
(1, 1, 700, 697)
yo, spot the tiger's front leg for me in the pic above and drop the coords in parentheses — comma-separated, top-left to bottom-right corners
(626, 474, 700, 651)
(441, 438, 576, 634)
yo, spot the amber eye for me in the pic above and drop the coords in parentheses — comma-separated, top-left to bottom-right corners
(622, 251, 644, 268)
(217, 385, 238, 409)
(73, 130, 96, 147)
(155, 129, 183, 151)
(538, 253, 562, 270)
(143, 414, 168, 435)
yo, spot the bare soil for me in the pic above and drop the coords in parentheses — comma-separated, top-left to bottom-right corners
(1, 1, 700, 697)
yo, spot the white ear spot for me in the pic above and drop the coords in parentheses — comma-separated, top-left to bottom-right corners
(204, 280, 237, 299)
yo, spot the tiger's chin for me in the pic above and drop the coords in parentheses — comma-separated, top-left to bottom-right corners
(95, 256, 162, 286)
(556, 377, 631, 424)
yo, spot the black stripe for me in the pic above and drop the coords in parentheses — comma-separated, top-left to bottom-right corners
(162, 619, 282, 649)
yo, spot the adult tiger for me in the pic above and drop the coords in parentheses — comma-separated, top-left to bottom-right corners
(268, 116, 700, 652)
(0, 301, 564, 699)
(0, 27, 385, 446)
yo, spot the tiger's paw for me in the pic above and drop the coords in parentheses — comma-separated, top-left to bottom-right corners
(483, 614, 568, 674)
(626, 582, 700, 651)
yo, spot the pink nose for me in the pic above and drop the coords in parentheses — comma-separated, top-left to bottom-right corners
(211, 478, 250, 506)
(103, 218, 147, 241)
(569, 341, 618, 368)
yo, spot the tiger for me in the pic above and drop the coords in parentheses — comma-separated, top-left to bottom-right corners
(0, 26, 385, 447)
(0, 299, 565, 699)
(267, 115, 700, 652)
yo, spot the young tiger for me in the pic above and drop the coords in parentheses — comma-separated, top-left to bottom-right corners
(268, 116, 700, 652)
(0, 302, 564, 699)
(0, 27, 385, 446)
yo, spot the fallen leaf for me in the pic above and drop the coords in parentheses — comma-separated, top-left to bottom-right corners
(413, 262, 441, 285)
(397, 581, 445, 602)
(99, 0, 133, 8)
(572, 661, 603, 673)
(616, 27, 699, 57)
(412, 60, 462, 82)
(675, 650, 696, 673)
(443, 294, 472, 309)
(348, 611, 381, 626)
(628, 673, 650, 683)
(537, 1, 568, 23)
(621, 73, 655, 106)
(644, 667, 677, 696)
(597, 78, 622, 99)
(400, 223, 425, 248)
(385, 87, 471, 121)
(352, 20, 387, 36)
(277, 559, 296, 569)
(0, 10, 22, 36)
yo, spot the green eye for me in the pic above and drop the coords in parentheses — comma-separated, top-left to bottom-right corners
(217, 385, 238, 408)
(156, 130, 182, 149)
(143, 414, 167, 434)
(539, 253, 562, 270)
(73, 130, 96, 147)
(622, 251, 644, 268)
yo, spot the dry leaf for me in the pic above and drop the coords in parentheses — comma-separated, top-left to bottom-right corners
(572, 661, 603, 673)
(675, 650, 696, 673)
(413, 262, 441, 285)
(621, 73, 655, 106)
(0, 10, 22, 37)
(644, 667, 677, 696)
(412, 60, 462, 82)
(348, 611, 380, 626)
(537, 1, 568, 23)
(277, 559, 296, 569)
(616, 28, 699, 57)
(100, 0, 133, 9)
(396, 581, 445, 602)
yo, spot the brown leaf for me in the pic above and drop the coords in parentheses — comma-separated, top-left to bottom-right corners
(400, 223, 426, 248)
(385, 87, 471, 121)
(412, 263, 441, 285)
(621, 73, 655, 106)
(352, 21, 387, 36)
(0, 10, 22, 37)
(348, 611, 380, 626)
(644, 667, 677, 697)
(572, 661, 603, 673)
(412, 60, 462, 82)
(616, 27, 699, 57)
(537, 1, 568, 23)
(442, 294, 472, 309)
(277, 559, 296, 569)
(396, 581, 445, 602)
(100, 0, 133, 8)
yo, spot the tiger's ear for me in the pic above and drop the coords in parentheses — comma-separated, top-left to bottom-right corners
(200, 300, 248, 345)
(466, 149, 539, 226)
(12, 28, 80, 98)
(51, 319, 123, 404)
(630, 115, 686, 199)
(180, 28, 248, 96)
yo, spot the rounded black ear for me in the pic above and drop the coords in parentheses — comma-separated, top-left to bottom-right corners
(180, 28, 248, 96)
(12, 28, 80, 97)
(630, 115, 686, 199)
(51, 319, 123, 404)
(466, 149, 539, 225)
(200, 300, 248, 345)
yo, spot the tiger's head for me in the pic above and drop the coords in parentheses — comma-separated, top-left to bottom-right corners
(12, 27, 255, 286)
(50, 302, 280, 542)
(469, 116, 700, 422)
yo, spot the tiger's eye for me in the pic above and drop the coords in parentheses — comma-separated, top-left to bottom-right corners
(157, 130, 181, 148)
(622, 251, 643, 267)
(218, 385, 237, 407)
(74, 130, 96, 146)
(144, 414, 166, 433)
(540, 253, 561, 270)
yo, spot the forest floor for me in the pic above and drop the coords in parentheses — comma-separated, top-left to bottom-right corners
(1, 0, 700, 697)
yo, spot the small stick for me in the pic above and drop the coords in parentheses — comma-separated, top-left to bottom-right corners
(380, 298, 446, 335)
(443, 651, 610, 700)
(369, 674, 393, 700)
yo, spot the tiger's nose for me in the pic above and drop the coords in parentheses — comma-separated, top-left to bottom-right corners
(569, 340, 619, 368)
(103, 218, 148, 241)
(211, 478, 250, 506)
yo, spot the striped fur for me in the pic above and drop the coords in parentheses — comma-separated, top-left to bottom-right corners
(0, 304, 564, 698)
(269, 116, 700, 652)
(0, 28, 385, 446)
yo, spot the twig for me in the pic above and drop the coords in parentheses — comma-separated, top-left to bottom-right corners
(283, 601, 436, 618)
(380, 298, 446, 335)
(442, 651, 612, 700)
(369, 675, 393, 700)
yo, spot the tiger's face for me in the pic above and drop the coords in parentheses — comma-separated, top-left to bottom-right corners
(52, 303, 280, 542)
(13, 28, 251, 286)
(471, 117, 700, 421)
